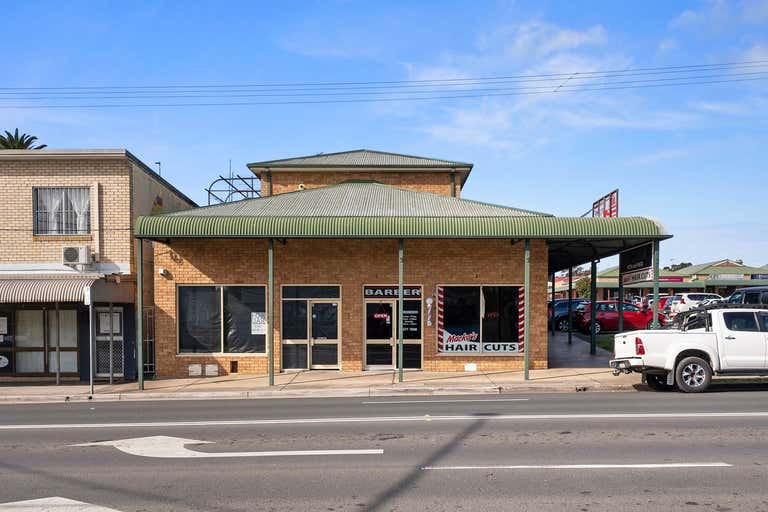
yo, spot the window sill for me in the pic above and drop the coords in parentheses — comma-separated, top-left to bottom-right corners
(176, 353, 267, 358)
(33, 234, 93, 242)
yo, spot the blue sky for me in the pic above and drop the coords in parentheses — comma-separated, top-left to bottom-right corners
(2, 0, 767, 269)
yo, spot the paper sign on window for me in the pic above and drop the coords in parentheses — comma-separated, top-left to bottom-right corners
(251, 312, 267, 335)
(0, 317, 7, 335)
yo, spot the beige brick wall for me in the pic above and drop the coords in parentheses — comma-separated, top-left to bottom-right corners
(0, 158, 133, 267)
(152, 238, 548, 378)
(262, 171, 462, 197)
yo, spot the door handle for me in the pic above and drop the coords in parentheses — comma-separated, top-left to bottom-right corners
(724, 336, 736, 340)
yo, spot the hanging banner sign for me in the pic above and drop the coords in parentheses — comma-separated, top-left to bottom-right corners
(364, 285, 422, 298)
(592, 189, 619, 218)
(620, 243, 654, 285)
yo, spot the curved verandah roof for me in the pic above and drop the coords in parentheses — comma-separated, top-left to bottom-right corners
(135, 181, 670, 271)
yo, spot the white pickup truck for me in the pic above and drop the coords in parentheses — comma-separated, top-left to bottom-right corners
(609, 306, 768, 392)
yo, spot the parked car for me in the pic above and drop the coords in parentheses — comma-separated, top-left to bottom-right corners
(658, 295, 677, 313)
(670, 293, 723, 315)
(699, 297, 725, 307)
(550, 299, 589, 331)
(576, 300, 666, 334)
(727, 286, 768, 306)
(641, 293, 669, 309)
(610, 306, 768, 392)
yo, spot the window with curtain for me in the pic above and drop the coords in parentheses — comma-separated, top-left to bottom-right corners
(33, 187, 91, 235)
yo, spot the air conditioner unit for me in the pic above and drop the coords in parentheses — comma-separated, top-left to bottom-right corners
(62, 245, 91, 265)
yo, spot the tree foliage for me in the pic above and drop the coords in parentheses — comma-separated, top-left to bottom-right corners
(0, 129, 47, 149)
(663, 262, 692, 271)
(575, 276, 591, 298)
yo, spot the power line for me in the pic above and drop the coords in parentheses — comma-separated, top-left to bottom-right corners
(2, 70, 764, 101)
(1, 60, 766, 92)
(0, 76, 764, 109)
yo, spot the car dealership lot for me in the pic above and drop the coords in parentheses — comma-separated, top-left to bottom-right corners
(3, 393, 768, 511)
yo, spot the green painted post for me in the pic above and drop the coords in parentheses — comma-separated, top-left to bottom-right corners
(268, 239, 274, 386)
(618, 280, 624, 332)
(524, 239, 531, 381)
(550, 274, 556, 335)
(652, 240, 660, 329)
(398, 239, 404, 383)
(590, 259, 597, 355)
(568, 266, 573, 345)
(136, 239, 144, 391)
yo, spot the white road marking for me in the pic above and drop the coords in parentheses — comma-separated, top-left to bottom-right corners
(362, 398, 530, 405)
(0, 497, 123, 511)
(72, 435, 383, 459)
(4, 411, 768, 430)
(422, 462, 732, 470)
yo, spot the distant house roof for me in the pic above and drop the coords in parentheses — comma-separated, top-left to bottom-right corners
(247, 149, 473, 185)
(597, 266, 683, 279)
(675, 260, 767, 276)
(136, 180, 670, 270)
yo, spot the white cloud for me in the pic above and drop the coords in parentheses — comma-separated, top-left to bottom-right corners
(744, 42, 768, 61)
(657, 38, 678, 53)
(669, 0, 768, 30)
(625, 148, 691, 166)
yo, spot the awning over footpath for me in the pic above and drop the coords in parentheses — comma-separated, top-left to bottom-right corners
(135, 180, 671, 270)
(0, 275, 101, 303)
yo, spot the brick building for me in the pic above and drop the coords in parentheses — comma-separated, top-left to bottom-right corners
(0, 150, 195, 381)
(136, 150, 669, 379)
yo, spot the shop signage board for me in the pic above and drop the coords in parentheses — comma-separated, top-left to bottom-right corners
(364, 285, 421, 298)
(620, 243, 654, 285)
(592, 189, 619, 218)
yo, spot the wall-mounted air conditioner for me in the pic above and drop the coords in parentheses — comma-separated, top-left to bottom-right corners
(62, 245, 91, 266)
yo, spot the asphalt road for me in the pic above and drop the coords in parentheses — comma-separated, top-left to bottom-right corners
(2, 391, 768, 511)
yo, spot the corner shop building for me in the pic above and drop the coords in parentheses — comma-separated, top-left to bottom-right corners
(135, 150, 669, 378)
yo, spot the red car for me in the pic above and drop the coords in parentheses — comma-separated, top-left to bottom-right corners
(576, 300, 666, 334)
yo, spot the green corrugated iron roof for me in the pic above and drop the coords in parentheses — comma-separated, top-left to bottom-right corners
(137, 214, 667, 239)
(164, 181, 549, 218)
(247, 149, 472, 169)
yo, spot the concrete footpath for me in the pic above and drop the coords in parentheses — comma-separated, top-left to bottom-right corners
(0, 331, 639, 404)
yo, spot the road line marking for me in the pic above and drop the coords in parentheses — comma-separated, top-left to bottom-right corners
(73, 435, 383, 459)
(0, 497, 124, 511)
(422, 462, 732, 470)
(362, 398, 530, 405)
(3, 412, 768, 430)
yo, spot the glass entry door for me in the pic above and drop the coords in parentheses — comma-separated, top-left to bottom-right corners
(281, 288, 340, 371)
(365, 299, 423, 370)
(309, 302, 339, 369)
(365, 301, 395, 369)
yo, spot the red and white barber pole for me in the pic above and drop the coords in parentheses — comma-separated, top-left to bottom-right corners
(436, 286, 445, 351)
(517, 287, 525, 352)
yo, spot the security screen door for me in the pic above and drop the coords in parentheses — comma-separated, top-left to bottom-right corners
(365, 301, 395, 369)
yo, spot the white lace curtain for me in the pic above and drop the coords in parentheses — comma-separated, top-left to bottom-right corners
(36, 187, 91, 234)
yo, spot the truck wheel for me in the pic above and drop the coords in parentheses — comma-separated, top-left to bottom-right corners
(646, 320, 655, 330)
(556, 317, 569, 331)
(645, 373, 674, 392)
(675, 356, 712, 393)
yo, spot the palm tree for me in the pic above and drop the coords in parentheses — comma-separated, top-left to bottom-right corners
(0, 129, 47, 149)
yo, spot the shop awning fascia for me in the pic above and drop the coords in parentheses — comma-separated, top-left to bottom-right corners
(0, 275, 101, 303)
(135, 215, 668, 241)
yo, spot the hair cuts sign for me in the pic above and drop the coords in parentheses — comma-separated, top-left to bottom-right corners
(436, 286, 524, 354)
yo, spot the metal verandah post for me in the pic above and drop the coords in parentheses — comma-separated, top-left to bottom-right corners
(136, 239, 144, 391)
(550, 274, 555, 335)
(397, 239, 404, 384)
(567, 266, 573, 344)
(55, 302, 60, 385)
(652, 239, 660, 329)
(268, 239, 275, 387)
(89, 300, 94, 395)
(523, 239, 531, 381)
(618, 280, 624, 333)
(590, 260, 597, 355)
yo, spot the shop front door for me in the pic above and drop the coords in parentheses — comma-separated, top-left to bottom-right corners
(281, 298, 340, 370)
(365, 301, 395, 369)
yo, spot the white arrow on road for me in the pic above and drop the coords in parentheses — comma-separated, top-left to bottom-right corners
(0, 497, 124, 511)
(73, 435, 383, 459)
